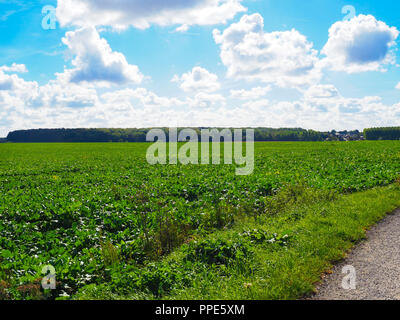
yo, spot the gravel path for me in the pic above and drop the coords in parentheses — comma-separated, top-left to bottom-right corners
(310, 209, 400, 300)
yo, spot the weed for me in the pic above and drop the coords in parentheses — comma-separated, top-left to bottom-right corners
(101, 241, 120, 267)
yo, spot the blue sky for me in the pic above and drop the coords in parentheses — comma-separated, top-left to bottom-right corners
(0, 0, 399, 135)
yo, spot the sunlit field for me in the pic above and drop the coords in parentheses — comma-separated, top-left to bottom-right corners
(1, 141, 400, 300)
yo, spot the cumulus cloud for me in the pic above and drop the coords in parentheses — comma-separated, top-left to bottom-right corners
(230, 86, 271, 100)
(0, 74, 14, 91)
(172, 67, 220, 92)
(0, 65, 30, 91)
(0, 79, 98, 118)
(101, 88, 185, 109)
(303, 84, 339, 100)
(239, 86, 400, 130)
(2, 77, 400, 136)
(0, 76, 188, 135)
(60, 27, 143, 86)
(213, 13, 321, 88)
(321, 15, 399, 73)
(0, 68, 37, 93)
(301, 84, 389, 118)
(33, 78, 99, 109)
(396, 82, 400, 90)
(0, 63, 28, 73)
(188, 92, 226, 108)
(56, 0, 246, 30)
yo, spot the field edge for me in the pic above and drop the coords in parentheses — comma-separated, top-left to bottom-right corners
(73, 183, 400, 300)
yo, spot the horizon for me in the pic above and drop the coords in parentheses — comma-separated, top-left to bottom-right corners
(1, 1, 400, 136)
(3, 126, 365, 136)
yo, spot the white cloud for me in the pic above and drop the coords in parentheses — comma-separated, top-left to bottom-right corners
(321, 15, 399, 73)
(172, 67, 220, 92)
(101, 88, 185, 109)
(60, 27, 143, 86)
(34, 78, 99, 109)
(230, 86, 271, 100)
(213, 13, 321, 88)
(2, 79, 400, 136)
(56, 0, 246, 30)
(239, 88, 400, 131)
(0, 63, 28, 73)
(396, 82, 400, 90)
(175, 24, 189, 33)
(188, 92, 226, 108)
(301, 84, 390, 120)
(303, 84, 339, 100)
(0, 69, 37, 93)
(0, 73, 14, 91)
(0, 64, 30, 92)
(100, 87, 224, 111)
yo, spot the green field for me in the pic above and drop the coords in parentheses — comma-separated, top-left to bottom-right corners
(1, 141, 400, 300)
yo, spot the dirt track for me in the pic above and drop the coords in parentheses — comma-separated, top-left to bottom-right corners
(310, 209, 400, 300)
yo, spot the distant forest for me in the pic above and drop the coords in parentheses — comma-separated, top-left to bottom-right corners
(363, 127, 400, 140)
(5, 128, 333, 143)
(8, 127, 400, 143)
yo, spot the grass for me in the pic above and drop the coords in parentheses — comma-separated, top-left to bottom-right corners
(74, 183, 400, 300)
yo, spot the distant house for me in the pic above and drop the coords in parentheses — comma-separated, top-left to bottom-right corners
(325, 130, 363, 141)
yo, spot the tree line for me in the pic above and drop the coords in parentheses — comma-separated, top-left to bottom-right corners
(7, 127, 400, 142)
(363, 127, 400, 140)
(6, 128, 331, 143)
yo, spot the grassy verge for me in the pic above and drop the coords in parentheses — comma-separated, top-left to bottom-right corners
(73, 183, 400, 300)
